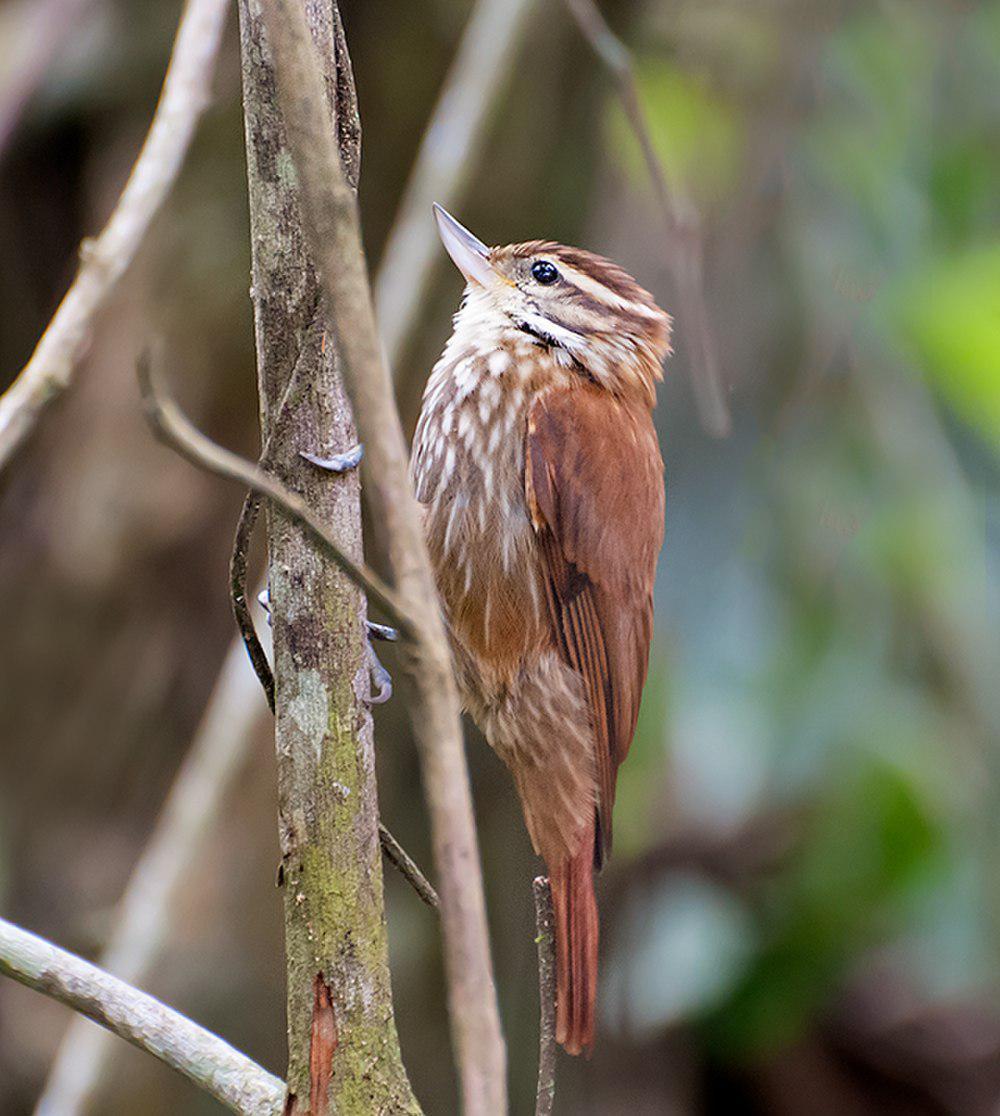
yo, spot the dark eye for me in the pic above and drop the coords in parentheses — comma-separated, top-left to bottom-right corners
(531, 259, 559, 285)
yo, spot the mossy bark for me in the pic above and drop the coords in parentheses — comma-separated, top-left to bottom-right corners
(236, 3, 420, 1112)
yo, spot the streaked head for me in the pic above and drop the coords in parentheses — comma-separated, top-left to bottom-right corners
(434, 204, 671, 405)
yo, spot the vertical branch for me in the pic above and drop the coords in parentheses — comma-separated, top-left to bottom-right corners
(532, 878, 557, 1116)
(563, 0, 731, 438)
(33, 2, 517, 1104)
(257, 2, 507, 1113)
(236, 2, 419, 1112)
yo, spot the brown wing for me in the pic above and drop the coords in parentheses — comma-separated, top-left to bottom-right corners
(526, 385, 665, 865)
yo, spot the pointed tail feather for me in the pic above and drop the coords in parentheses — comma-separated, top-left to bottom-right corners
(549, 845, 599, 1055)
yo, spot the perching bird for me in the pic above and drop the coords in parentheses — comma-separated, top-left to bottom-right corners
(411, 205, 670, 1055)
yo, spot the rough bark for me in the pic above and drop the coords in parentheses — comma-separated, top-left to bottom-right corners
(256, 1, 508, 1111)
(236, 3, 419, 1112)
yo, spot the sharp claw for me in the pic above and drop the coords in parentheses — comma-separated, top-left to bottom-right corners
(261, 587, 394, 701)
(367, 641, 393, 705)
(300, 443, 364, 473)
(369, 669, 393, 705)
(367, 620, 399, 643)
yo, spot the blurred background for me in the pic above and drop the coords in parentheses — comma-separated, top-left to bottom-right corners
(2, 0, 999, 1112)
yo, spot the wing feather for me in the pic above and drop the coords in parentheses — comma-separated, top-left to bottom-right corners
(526, 385, 664, 864)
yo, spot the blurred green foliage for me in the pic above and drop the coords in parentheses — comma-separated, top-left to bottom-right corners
(891, 244, 1000, 451)
(606, 60, 744, 203)
(600, 0, 1000, 1100)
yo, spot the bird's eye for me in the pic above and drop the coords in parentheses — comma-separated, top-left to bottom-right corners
(531, 259, 559, 285)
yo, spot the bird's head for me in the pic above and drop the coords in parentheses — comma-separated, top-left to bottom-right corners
(434, 204, 671, 405)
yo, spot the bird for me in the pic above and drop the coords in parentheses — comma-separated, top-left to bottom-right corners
(409, 205, 670, 1055)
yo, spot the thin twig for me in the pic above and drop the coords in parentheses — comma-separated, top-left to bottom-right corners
(562, 0, 731, 438)
(532, 878, 557, 1116)
(376, 0, 536, 378)
(230, 491, 273, 710)
(228, 323, 316, 716)
(136, 349, 413, 637)
(0, 0, 230, 471)
(379, 827, 440, 910)
(0, 917, 285, 1116)
(259, 2, 507, 1111)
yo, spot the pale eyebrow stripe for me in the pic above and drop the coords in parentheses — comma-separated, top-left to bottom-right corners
(558, 263, 664, 320)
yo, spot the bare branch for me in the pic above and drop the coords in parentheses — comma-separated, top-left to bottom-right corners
(227, 324, 317, 716)
(258, 2, 507, 1111)
(562, 0, 731, 438)
(0, 0, 230, 471)
(136, 349, 413, 637)
(532, 878, 557, 1116)
(379, 826, 441, 911)
(226, 453, 439, 920)
(32, 638, 273, 1116)
(0, 917, 285, 1116)
(376, 0, 537, 377)
(240, 5, 421, 1102)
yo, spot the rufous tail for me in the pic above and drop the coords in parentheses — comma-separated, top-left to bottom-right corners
(549, 843, 599, 1056)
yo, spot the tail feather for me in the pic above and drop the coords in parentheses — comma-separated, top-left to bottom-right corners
(549, 845, 599, 1056)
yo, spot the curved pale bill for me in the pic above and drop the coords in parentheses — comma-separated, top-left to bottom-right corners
(433, 203, 496, 288)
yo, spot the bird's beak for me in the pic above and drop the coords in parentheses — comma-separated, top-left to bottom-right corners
(434, 203, 496, 288)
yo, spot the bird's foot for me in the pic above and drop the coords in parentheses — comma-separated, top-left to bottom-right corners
(365, 621, 397, 702)
(366, 635, 393, 705)
(300, 442, 364, 473)
(258, 571, 393, 703)
(261, 592, 392, 703)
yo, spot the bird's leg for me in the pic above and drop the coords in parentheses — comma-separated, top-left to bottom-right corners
(299, 443, 364, 473)
(364, 620, 397, 703)
(259, 587, 393, 704)
(367, 639, 393, 705)
(360, 621, 397, 701)
(365, 621, 398, 702)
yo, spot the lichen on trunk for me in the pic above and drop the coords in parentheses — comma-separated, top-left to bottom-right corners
(236, 2, 420, 1111)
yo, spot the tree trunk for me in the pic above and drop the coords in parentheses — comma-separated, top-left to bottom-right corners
(236, 3, 420, 1112)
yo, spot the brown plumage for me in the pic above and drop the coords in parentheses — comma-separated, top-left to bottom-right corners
(412, 208, 669, 1055)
